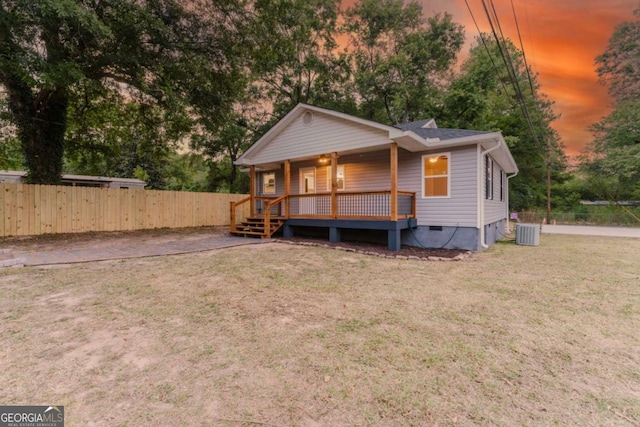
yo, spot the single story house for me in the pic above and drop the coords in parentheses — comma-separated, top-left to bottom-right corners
(0, 170, 146, 189)
(230, 103, 518, 251)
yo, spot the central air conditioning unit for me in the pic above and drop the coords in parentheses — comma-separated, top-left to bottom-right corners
(516, 223, 540, 246)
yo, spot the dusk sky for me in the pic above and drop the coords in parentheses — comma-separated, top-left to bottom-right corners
(420, 0, 638, 158)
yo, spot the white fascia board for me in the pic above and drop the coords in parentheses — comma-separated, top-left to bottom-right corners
(418, 132, 518, 173)
(235, 105, 308, 165)
(427, 132, 504, 148)
(422, 118, 437, 128)
(392, 130, 429, 152)
(475, 135, 519, 173)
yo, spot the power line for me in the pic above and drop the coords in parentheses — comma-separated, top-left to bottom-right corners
(481, 0, 543, 152)
(463, 0, 505, 90)
(478, 0, 554, 224)
(510, 0, 535, 95)
(522, 0, 538, 72)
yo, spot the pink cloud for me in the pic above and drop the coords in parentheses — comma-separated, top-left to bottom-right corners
(341, 0, 636, 156)
(447, 0, 636, 155)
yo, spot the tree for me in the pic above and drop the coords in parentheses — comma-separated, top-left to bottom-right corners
(344, 0, 464, 124)
(64, 79, 192, 189)
(0, 93, 24, 169)
(0, 0, 246, 184)
(191, 101, 261, 193)
(190, 0, 353, 192)
(582, 99, 640, 201)
(582, 11, 640, 202)
(165, 152, 210, 192)
(595, 10, 640, 103)
(441, 35, 565, 210)
(249, 0, 353, 117)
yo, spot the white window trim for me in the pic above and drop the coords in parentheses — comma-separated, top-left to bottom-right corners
(485, 156, 494, 200)
(262, 171, 276, 195)
(326, 165, 345, 191)
(421, 152, 451, 199)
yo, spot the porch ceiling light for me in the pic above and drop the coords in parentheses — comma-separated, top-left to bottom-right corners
(319, 155, 330, 164)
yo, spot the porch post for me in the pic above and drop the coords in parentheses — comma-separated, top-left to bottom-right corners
(330, 152, 338, 219)
(284, 159, 291, 217)
(390, 143, 398, 221)
(250, 165, 256, 217)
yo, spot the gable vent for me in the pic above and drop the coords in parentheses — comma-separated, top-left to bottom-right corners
(302, 111, 314, 126)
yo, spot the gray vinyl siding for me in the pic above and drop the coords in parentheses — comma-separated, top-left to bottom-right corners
(339, 151, 392, 191)
(248, 111, 392, 164)
(397, 146, 478, 228)
(283, 151, 392, 194)
(265, 146, 481, 227)
(257, 169, 285, 197)
(484, 155, 508, 225)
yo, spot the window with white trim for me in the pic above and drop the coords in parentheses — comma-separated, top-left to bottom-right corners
(500, 170, 505, 201)
(422, 153, 450, 198)
(485, 156, 494, 200)
(326, 165, 345, 191)
(262, 172, 275, 194)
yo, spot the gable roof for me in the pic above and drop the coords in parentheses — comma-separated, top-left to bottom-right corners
(236, 103, 517, 173)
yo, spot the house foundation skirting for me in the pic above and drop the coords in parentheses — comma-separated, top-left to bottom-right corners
(402, 219, 507, 251)
(484, 219, 507, 247)
(282, 218, 418, 251)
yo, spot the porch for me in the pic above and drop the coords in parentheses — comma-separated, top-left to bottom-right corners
(229, 191, 417, 250)
(230, 143, 417, 251)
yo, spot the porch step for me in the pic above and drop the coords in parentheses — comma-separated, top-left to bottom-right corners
(230, 217, 285, 239)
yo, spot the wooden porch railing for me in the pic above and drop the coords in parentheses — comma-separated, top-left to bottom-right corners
(230, 196, 251, 233)
(288, 190, 415, 220)
(231, 191, 416, 229)
(262, 195, 287, 237)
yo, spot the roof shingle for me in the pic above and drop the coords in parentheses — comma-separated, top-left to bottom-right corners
(395, 121, 491, 141)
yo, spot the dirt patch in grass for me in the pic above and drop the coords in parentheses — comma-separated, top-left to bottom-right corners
(1, 234, 639, 425)
(279, 237, 469, 259)
(0, 226, 228, 252)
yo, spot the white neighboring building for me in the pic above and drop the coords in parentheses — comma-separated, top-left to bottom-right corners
(0, 170, 146, 189)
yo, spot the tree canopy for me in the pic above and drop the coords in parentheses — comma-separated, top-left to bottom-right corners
(345, 0, 464, 124)
(0, 0, 564, 211)
(0, 0, 246, 184)
(581, 10, 640, 201)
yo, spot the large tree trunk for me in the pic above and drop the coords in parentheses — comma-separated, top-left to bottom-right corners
(6, 81, 67, 184)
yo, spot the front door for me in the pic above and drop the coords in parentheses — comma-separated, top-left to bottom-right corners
(299, 167, 316, 215)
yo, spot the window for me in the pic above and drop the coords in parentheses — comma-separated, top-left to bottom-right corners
(485, 156, 494, 200)
(422, 153, 449, 198)
(326, 165, 345, 191)
(262, 172, 275, 194)
(500, 170, 505, 201)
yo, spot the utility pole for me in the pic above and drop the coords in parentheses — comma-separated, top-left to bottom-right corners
(546, 137, 552, 225)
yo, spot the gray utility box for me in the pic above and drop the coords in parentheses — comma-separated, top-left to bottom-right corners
(515, 223, 540, 246)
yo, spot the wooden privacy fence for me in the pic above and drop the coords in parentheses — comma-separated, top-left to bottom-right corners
(0, 183, 250, 237)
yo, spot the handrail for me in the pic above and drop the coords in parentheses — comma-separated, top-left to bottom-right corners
(230, 196, 251, 233)
(288, 190, 395, 198)
(265, 194, 287, 210)
(232, 190, 416, 234)
(262, 195, 288, 237)
(287, 190, 416, 219)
